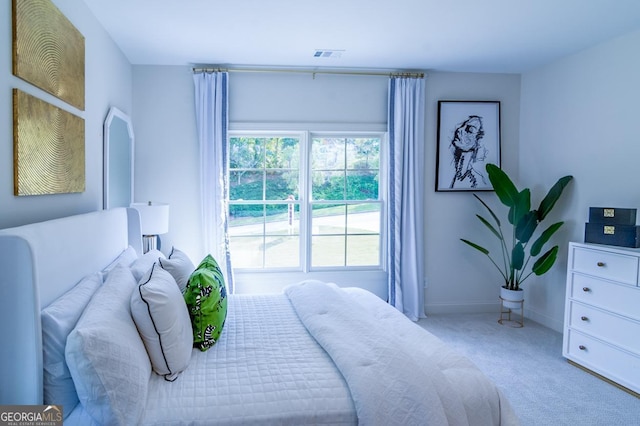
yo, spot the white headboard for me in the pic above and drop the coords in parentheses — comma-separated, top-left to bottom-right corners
(0, 208, 142, 404)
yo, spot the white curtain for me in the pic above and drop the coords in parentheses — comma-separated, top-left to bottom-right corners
(193, 71, 234, 292)
(387, 76, 426, 321)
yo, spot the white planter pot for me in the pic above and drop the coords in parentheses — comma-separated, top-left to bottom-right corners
(500, 286, 524, 310)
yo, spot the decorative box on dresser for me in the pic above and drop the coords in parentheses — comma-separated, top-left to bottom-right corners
(563, 242, 640, 396)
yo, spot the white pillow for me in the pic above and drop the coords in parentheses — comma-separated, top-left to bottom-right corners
(101, 246, 138, 281)
(130, 249, 165, 281)
(131, 263, 193, 380)
(41, 273, 102, 417)
(66, 264, 151, 425)
(158, 247, 195, 291)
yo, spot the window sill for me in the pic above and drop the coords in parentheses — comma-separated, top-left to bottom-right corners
(233, 269, 387, 299)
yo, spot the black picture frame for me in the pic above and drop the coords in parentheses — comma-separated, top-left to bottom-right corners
(435, 100, 501, 192)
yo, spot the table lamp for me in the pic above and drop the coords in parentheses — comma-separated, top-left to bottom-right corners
(131, 201, 169, 253)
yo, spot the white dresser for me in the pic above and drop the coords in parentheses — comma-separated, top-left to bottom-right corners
(563, 242, 640, 396)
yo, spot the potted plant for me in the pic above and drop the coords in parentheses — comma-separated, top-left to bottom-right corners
(461, 164, 573, 307)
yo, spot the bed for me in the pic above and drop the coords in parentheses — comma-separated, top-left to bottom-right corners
(0, 208, 519, 425)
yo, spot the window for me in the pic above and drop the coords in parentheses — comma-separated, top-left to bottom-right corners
(228, 131, 384, 271)
(310, 136, 381, 267)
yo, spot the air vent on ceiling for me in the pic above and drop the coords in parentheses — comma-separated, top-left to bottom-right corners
(313, 49, 345, 58)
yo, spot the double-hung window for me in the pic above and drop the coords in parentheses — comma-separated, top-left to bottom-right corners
(228, 130, 385, 274)
(228, 134, 301, 269)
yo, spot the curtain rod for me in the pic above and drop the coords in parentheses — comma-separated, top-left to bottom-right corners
(192, 66, 424, 79)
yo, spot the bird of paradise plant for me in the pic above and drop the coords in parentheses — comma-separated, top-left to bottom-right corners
(461, 164, 573, 290)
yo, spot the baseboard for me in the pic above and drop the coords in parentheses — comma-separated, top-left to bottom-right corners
(425, 301, 500, 315)
(524, 306, 563, 333)
(425, 302, 564, 332)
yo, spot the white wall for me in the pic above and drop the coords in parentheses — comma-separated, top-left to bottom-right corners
(229, 71, 388, 124)
(519, 29, 640, 331)
(0, 0, 132, 229)
(132, 66, 202, 260)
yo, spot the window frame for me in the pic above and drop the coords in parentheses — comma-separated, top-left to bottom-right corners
(306, 132, 385, 271)
(227, 123, 388, 290)
(227, 131, 303, 271)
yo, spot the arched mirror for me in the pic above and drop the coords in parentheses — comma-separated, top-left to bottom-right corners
(103, 107, 134, 209)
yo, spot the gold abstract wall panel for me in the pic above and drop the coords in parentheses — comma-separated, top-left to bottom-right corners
(12, 0, 85, 110)
(13, 89, 85, 196)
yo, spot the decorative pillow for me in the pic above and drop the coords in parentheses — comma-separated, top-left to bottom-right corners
(131, 263, 193, 381)
(41, 272, 102, 418)
(183, 255, 228, 351)
(158, 247, 195, 292)
(66, 264, 151, 426)
(101, 246, 138, 281)
(130, 249, 165, 281)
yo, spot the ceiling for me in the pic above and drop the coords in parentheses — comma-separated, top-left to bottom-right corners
(82, 0, 640, 73)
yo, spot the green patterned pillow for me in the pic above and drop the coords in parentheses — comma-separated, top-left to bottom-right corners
(196, 254, 220, 271)
(183, 255, 228, 351)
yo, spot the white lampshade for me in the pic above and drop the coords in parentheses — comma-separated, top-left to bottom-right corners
(131, 202, 170, 235)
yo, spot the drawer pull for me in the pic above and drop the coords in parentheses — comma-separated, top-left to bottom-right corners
(582, 287, 591, 292)
(579, 345, 587, 350)
(581, 316, 589, 321)
(596, 261, 605, 267)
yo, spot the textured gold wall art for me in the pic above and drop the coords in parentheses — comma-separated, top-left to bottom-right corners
(12, 0, 85, 110)
(13, 89, 85, 196)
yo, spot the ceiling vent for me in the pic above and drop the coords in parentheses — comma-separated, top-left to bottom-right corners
(313, 49, 344, 58)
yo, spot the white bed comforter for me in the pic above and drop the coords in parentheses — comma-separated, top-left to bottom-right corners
(67, 281, 518, 425)
(285, 280, 519, 426)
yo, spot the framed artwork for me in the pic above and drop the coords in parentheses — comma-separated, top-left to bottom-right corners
(13, 89, 85, 196)
(435, 100, 501, 192)
(12, 0, 85, 110)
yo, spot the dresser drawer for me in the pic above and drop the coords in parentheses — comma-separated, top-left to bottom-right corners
(570, 274, 640, 321)
(565, 329, 640, 394)
(572, 246, 639, 285)
(567, 301, 640, 353)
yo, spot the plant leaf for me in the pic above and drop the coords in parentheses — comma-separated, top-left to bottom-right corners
(512, 242, 525, 270)
(530, 222, 564, 256)
(532, 246, 559, 275)
(473, 194, 501, 227)
(515, 210, 538, 243)
(508, 189, 531, 226)
(460, 239, 490, 255)
(537, 175, 573, 221)
(486, 164, 519, 208)
(477, 215, 501, 240)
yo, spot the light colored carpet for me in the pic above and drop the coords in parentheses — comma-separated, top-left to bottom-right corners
(418, 313, 640, 426)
